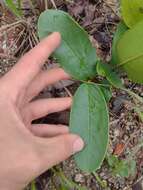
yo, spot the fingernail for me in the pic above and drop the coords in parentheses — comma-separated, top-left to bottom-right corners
(73, 138, 84, 154)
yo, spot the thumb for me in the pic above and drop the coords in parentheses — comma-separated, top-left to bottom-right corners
(36, 134, 84, 172)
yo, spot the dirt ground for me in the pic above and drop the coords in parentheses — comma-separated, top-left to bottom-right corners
(0, 0, 143, 190)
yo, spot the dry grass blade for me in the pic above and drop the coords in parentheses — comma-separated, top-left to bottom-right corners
(63, 86, 73, 97)
(8, 27, 25, 51)
(103, 0, 119, 18)
(0, 20, 26, 34)
(45, 0, 48, 9)
(31, 31, 39, 44)
(50, 0, 57, 9)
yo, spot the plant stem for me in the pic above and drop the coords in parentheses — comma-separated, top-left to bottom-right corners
(122, 88, 143, 104)
(76, 79, 111, 87)
(93, 172, 108, 189)
(52, 168, 87, 190)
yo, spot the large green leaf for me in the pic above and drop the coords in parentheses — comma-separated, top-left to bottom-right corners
(111, 22, 128, 65)
(117, 20, 143, 84)
(70, 83, 109, 172)
(38, 10, 97, 80)
(121, 0, 143, 28)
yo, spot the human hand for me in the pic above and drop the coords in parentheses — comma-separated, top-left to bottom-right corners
(0, 32, 84, 190)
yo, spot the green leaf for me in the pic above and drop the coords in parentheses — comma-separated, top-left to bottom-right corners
(115, 159, 136, 177)
(5, 0, 22, 17)
(100, 86, 112, 103)
(38, 10, 97, 80)
(106, 154, 136, 177)
(31, 181, 36, 190)
(97, 60, 106, 76)
(114, 160, 129, 177)
(134, 107, 143, 122)
(60, 183, 69, 190)
(121, 0, 143, 28)
(117, 20, 143, 84)
(70, 83, 109, 172)
(128, 160, 136, 176)
(110, 22, 128, 65)
(106, 154, 119, 167)
(97, 62, 124, 88)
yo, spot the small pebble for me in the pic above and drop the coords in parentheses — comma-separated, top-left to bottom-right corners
(74, 173, 85, 183)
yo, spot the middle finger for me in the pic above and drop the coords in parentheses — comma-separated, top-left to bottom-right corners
(24, 68, 70, 103)
(23, 97, 72, 122)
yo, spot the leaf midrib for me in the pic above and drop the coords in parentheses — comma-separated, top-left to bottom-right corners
(62, 37, 86, 67)
(87, 84, 91, 170)
(43, 29, 87, 67)
(118, 51, 143, 67)
(87, 84, 95, 171)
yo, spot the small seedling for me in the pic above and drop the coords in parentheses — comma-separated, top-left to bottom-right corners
(106, 154, 136, 177)
(106, 140, 143, 178)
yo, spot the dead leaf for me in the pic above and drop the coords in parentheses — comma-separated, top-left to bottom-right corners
(114, 143, 125, 156)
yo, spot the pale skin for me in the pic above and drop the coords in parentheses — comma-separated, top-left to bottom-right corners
(0, 32, 84, 190)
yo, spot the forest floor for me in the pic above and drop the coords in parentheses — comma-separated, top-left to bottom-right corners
(0, 0, 143, 190)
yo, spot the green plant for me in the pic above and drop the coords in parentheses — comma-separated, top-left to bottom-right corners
(116, 20, 143, 83)
(52, 168, 87, 190)
(113, 0, 143, 83)
(5, 0, 23, 17)
(93, 172, 109, 189)
(106, 139, 143, 177)
(121, 0, 143, 28)
(106, 154, 136, 177)
(30, 181, 36, 190)
(38, 10, 109, 172)
(37, 1, 143, 173)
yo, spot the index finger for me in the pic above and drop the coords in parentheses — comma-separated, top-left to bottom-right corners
(3, 32, 61, 92)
